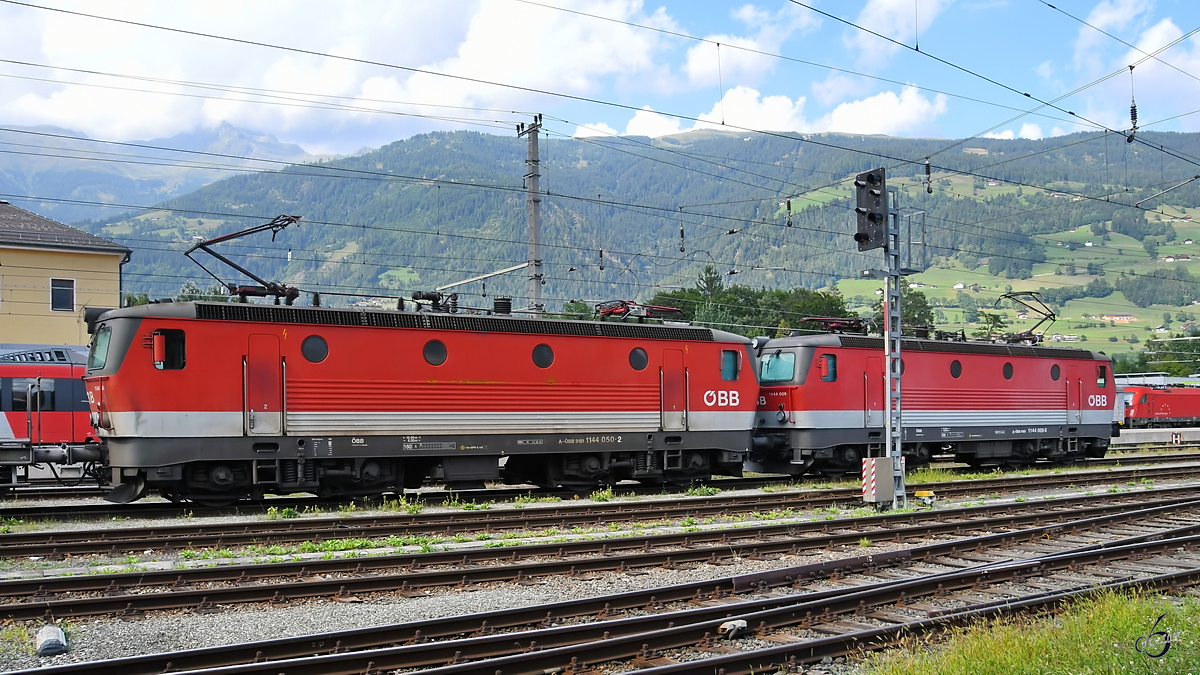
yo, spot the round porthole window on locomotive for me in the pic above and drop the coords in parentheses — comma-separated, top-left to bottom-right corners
(301, 335, 328, 363)
(533, 343, 554, 368)
(629, 347, 648, 371)
(423, 339, 447, 366)
(1003, 362, 1013, 380)
(950, 360, 962, 378)
(1051, 364, 1061, 381)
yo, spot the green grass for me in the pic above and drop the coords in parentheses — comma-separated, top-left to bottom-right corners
(589, 487, 615, 502)
(864, 590, 1198, 675)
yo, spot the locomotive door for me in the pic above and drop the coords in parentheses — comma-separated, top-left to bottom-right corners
(246, 335, 282, 435)
(865, 357, 884, 427)
(661, 350, 686, 431)
(1066, 365, 1082, 424)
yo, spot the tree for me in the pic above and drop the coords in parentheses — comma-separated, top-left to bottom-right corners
(123, 292, 150, 307)
(871, 288, 935, 332)
(175, 281, 230, 302)
(696, 265, 723, 300)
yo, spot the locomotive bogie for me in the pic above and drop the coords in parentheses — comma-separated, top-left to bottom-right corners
(85, 302, 758, 502)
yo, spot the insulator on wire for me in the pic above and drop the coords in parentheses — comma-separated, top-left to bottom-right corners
(786, 199, 792, 227)
(1128, 65, 1138, 144)
(925, 159, 933, 194)
(599, 249, 604, 271)
(679, 223, 685, 252)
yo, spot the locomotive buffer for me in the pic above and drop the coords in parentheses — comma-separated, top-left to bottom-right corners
(856, 168, 915, 509)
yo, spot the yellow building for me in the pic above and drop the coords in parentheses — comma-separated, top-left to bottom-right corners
(0, 201, 129, 346)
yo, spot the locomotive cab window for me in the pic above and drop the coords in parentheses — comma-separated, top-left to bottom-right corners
(818, 354, 837, 382)
(153, 329, 186, 370)
(720, 350, 739, 381)
(1097, 365, 1108, 388)
(760, 351, 796, 383)
(1139, 393, 1148, 405)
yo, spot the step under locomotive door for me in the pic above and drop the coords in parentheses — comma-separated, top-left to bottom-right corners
(245, 334, 282, 436)
(661, 349, 687, 431)
(865, 357, 884, 427)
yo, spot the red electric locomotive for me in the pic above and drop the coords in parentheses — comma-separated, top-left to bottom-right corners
(749, 334, 1114, 475)
(84, 302, 759, 503)
(0, 346, 100, 490)
(1122, 386, 1200, 428)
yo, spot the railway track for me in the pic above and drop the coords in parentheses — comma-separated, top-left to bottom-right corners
(4, 461, 1195, 552)
(4, 486, 1200, 623)
(4, 449, 1198, 505)
(11, 489, 1200, 674)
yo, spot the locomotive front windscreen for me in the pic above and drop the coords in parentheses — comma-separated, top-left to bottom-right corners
(760, 350, 797, 383)
(87, 324, 111, 370)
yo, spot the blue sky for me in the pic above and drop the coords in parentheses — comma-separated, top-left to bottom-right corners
(0, 0, 1197, 154)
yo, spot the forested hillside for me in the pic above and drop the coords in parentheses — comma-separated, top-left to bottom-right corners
(78, 128, 1200, 331)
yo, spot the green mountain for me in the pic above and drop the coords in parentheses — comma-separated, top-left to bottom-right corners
(78, 128, 1200, 332)
(0, 122, 315, 222)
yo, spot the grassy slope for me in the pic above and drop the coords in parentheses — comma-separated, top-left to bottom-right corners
(835, 182, 1200, 354)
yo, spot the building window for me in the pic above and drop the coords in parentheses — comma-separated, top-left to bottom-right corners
(50, 278, 74, 312)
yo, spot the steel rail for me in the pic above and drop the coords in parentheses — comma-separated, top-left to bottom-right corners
(4, 462, 1199, 558)
(3, 492, 1199, 622)
(24, 507, 1200, 675)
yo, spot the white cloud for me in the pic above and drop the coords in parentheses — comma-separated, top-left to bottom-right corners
(1050, 126, 1068, 136)
(811, 73, 872, 106)
(983, 129, 1015, 139)
(682, 4, 819, 87)
(693, 86, 810, 133)
(1072, 0, 1151, 75)
(1018, 123, 1044, 139)
(625, 106, 683, 137)
(846, 0, 955, 59)
(1035, 61, 1054, 80)
(573, 122, 619, 138)
(823, 86, 948, 136)
(0, 0, 681, 153)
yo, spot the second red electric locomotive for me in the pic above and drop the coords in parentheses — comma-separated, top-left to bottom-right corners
(750, 334, 1114, 475)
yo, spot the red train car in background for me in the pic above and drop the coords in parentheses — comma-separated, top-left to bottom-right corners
(750, 334, 1114, 476)
(0, 345, 96, 489)
(85, 302, 760, 503)
(1122, 385, 1200, 428)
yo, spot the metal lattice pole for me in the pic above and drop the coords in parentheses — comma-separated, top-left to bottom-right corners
(518, 115, 544, 314)
(885, 186, 906, 509)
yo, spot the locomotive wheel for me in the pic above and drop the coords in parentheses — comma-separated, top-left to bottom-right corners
(905, 444, 932, 468)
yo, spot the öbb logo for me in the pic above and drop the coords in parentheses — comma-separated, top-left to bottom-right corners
(704, 390, 740, 407)
(1088, 395, 1108, 407)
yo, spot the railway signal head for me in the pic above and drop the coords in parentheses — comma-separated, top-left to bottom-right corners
(853, 168, 888, 252)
